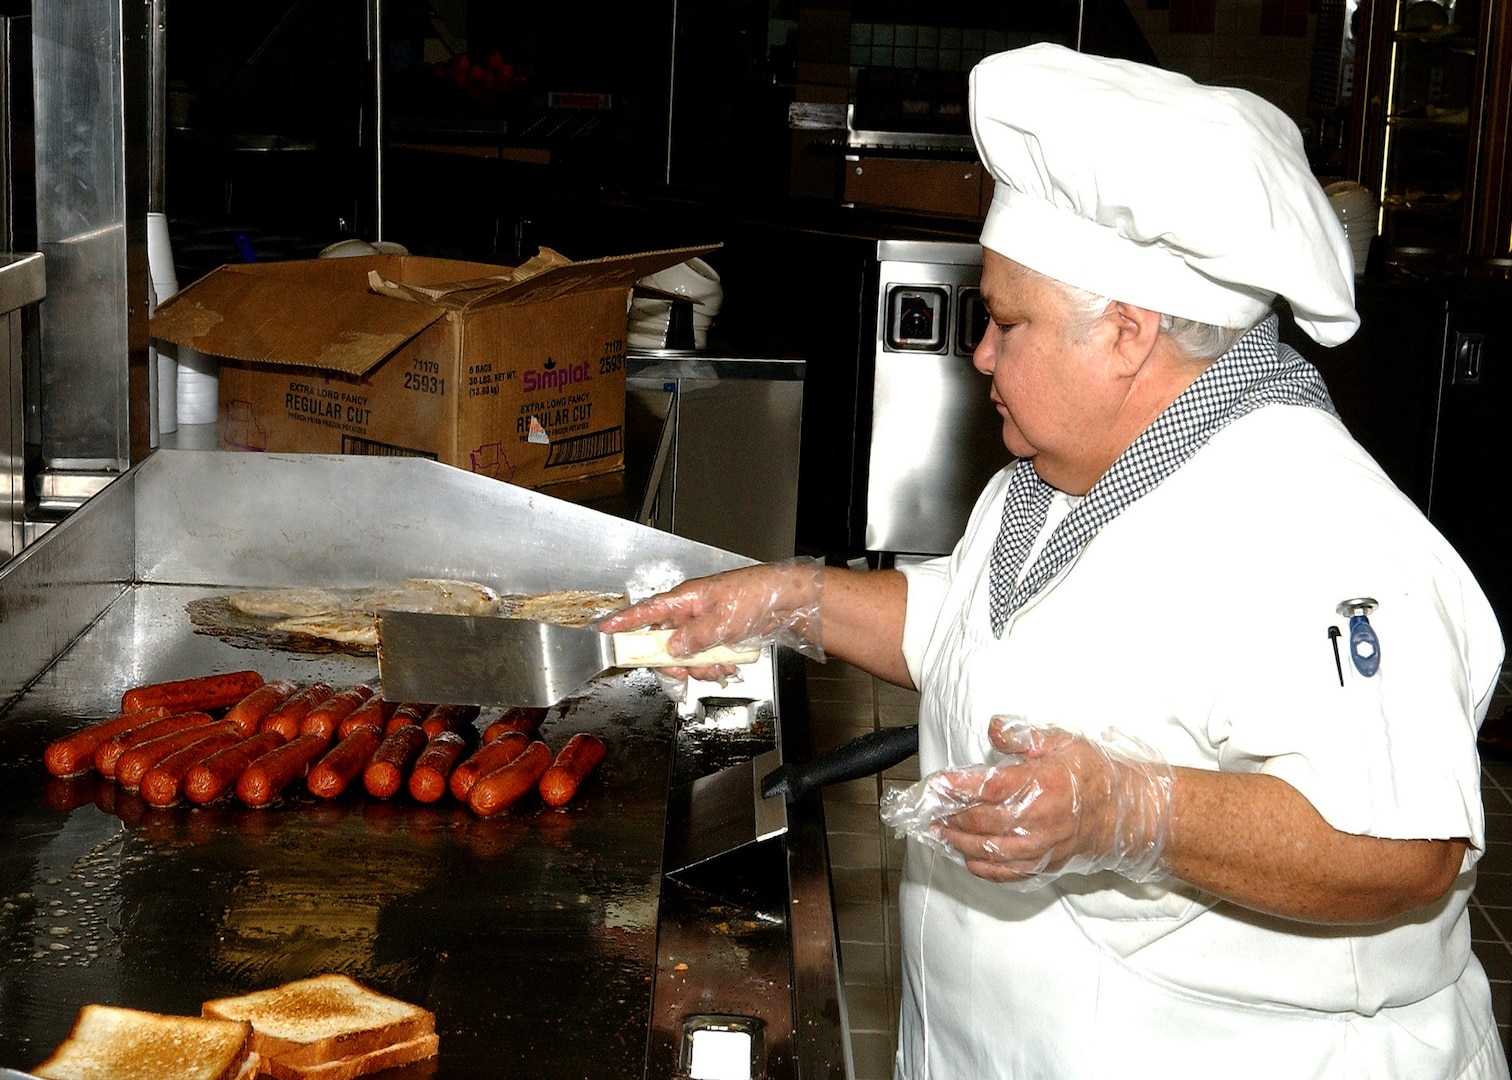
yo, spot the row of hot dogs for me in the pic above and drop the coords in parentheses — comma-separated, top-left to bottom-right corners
(43, 670, 606, 817)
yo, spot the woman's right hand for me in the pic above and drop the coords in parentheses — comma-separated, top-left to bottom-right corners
(597, 558, 825, 682)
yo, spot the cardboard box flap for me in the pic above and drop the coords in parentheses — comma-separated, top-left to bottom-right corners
(151, 258, 451, 376)
(366, 247, 575, 309)
(461, 244, 720, 311)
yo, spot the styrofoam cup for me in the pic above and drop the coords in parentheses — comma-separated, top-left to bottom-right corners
(156, 347, 178, 433)
(147, 213, 178, 299)
(148, 347, 160, 446)
(176, 346, 220, 425)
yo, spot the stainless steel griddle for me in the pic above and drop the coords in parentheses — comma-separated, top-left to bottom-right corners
(0, 450, 847, 1080)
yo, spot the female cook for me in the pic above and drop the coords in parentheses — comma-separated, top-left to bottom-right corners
(601, 44, 1507, 1079)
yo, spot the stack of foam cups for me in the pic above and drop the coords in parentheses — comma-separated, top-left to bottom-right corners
(176, 342, 219, 426)
(169, 220, 218, 425)
(146, 213, 178, 439)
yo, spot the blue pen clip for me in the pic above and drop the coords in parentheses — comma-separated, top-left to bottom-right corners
(1336, 598, 1380, 678)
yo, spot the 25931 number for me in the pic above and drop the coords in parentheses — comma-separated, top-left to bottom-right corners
(404, 372, 445, 395)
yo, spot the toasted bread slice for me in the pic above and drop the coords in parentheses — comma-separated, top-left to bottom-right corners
(34, 1004, 253, 1080)
(258, 1032, 440, 1080)
(201, 973, 434, 1067)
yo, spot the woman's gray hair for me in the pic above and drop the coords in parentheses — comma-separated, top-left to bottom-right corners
(1052, 275, 1257, 362)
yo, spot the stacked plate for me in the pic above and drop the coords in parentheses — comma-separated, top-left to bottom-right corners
(629, 258, 722, 350)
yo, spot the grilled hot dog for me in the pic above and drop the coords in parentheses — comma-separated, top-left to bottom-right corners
(139, 727, 245, 807)
(383, 702, 430, 736)
(115, 717, 226, 791)
(407, 732, 468, 803)
(121, 670, 265, 716)
(222, 679, 297, 737)
(301, 684, 375, 741)
(307, 724, 383, 799)
(449, 731, 529, 801)
(363, 724, 429, 799)
(337, 695, 397, 740)
(259, 683, 335, 741)
(184, 731, 286, 805)
(468, 740, 552, 818)
(44, 707, 172, 777)
(538, 733, 607, 808)
(95, 711, 218, 779)
(421, 703, 481, 740)
(236, 733, 331, 807)
(482, 706, 548, 743)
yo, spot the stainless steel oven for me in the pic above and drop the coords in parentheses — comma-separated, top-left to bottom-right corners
(864, 239, 1008, 558)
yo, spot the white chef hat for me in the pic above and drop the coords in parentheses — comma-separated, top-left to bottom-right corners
(970, 44, 1358, 346)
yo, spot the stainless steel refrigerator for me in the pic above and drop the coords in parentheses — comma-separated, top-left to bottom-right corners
(863, 239, 1007, 560)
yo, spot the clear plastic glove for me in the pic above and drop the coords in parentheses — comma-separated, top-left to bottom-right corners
(879, 716, 1174, 889)
(597, 558, 825, 683)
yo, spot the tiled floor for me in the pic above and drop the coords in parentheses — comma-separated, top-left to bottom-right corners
(1474, 669, 1512, 1065)
(808, 657, 1512, 1079)
(807, 657, 917, 1080)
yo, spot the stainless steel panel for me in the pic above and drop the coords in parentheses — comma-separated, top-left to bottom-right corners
(865, 241, 1009, 556)
(876, 238, 983, 267)
(131, 449, 754, 592)
(0, 252, 44, 315)
(2, 253, 45, 562)
(0, 469, 133, 711)
(1, 17, 15, 253)
(629, 355, 805, 563)
(147, 0, 167, 214)
(3, 307, 20, 561)
(31, 0, 143, 470)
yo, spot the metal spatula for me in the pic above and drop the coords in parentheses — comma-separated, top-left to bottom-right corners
(376, 610, 761, 707)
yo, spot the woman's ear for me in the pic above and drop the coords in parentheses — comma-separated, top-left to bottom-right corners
(1106, 301, 1164, 377)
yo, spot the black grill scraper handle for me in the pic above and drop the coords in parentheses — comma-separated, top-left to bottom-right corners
(760, 724, 919, 803)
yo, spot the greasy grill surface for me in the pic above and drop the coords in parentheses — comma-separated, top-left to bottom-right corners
(0, 585, 680, 1079)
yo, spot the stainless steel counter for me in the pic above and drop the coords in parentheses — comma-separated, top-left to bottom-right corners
(0, 450, 846, 1079)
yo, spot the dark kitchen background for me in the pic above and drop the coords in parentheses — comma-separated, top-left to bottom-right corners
(134, 0, 1512, 634)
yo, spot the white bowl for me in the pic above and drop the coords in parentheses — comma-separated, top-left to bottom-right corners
(637, 258, 723, 314)
(1325, 182, 1378, 276)
(319, 238, 380, 258)
(1324, 181, 1378, 230)
(318, 238, 410, 259)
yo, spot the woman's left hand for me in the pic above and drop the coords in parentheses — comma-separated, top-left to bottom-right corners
(926, 718, 1175, 886)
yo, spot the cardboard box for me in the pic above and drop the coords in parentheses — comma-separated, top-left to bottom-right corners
(149, 244, 714, 491)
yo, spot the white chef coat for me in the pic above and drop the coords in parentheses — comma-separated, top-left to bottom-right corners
(894, 402, 1507, 1079)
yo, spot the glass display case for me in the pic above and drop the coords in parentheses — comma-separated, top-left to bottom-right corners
(1350, 0, 1512, 267)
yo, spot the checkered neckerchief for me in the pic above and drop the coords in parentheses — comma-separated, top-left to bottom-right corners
(986, 315, 1336, 636)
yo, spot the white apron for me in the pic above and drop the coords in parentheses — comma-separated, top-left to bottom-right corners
(893, 406, 1507, 1079)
